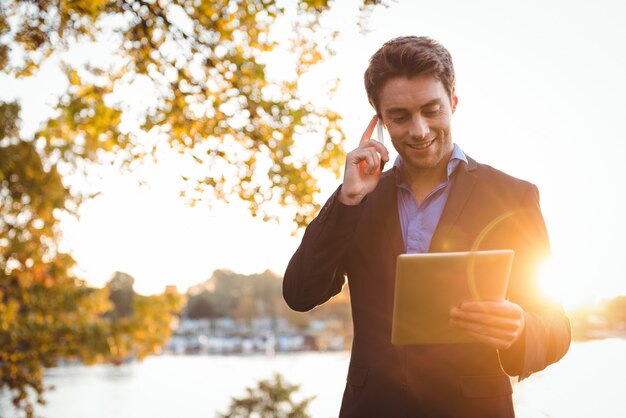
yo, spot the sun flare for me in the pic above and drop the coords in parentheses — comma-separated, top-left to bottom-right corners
(537, 256, 589, 311)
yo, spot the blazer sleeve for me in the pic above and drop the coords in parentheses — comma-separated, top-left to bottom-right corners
(283, 187, 365, 312)
(498, 184, 571, 379)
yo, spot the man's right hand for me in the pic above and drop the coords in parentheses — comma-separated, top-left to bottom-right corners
(338, 116, 390, 205)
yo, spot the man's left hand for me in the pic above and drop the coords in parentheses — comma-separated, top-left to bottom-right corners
(449, 301, 525, 350)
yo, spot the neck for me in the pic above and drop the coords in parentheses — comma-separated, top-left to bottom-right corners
(402, 152, 452, 204)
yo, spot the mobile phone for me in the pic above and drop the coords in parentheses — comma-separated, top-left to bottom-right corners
(377, 118, 386, 170)
(376, 119, 385, 145)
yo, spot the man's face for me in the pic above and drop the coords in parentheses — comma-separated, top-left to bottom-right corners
(379, 75, 458, 177)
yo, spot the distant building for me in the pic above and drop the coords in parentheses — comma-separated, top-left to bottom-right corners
(164, 315, 350, 355)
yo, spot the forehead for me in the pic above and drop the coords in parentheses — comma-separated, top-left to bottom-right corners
(379, 75, 450, 112)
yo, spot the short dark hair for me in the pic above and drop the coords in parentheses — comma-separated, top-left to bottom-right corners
(364, 36, 456, 114)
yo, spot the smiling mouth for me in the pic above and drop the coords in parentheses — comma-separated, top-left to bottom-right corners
(407, 139, 435, 150)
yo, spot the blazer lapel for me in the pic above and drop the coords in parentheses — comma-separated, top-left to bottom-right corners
(378, 169, 405, 256)
(430, 157, 478, 252)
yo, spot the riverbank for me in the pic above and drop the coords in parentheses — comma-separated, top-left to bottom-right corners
(2, 339, 624, 418)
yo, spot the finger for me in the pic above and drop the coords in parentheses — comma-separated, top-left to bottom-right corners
(450, 317, 520, 342)
(361, 139, 390, 164)
(350, 147, 379, 170)
(449, 317, 519, 339)
(358, 138, 390, 173)
(347, 146, 377, 164)
(359, 148, 380, 174)
(359, 115, 379, 145)
(450, 309, 521, 331)
(459, 301, 522, 317)
(461, 330, 515, 350)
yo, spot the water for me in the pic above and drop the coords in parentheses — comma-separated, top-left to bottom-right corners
(1, 339, 624, 418)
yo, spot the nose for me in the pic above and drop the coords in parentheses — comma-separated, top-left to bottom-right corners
(409, 115, 430, 140)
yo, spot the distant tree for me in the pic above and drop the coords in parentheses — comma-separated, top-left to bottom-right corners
(250, 270, 282, 320)
(281, 307, 312, 331)
(219, 373, 315, 418)
(107, 271, 135, 318)
(99, 285, 183, 364)
(210, 270, 246, 317)
(187, 269, 284, 322)
(124, 290, 184, 359)
(183, 268, 353, 331)
(187, 290, 217, 320)
(233, 287, 258, 326)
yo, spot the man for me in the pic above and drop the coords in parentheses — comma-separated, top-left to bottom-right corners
(283, 36, 570, 417)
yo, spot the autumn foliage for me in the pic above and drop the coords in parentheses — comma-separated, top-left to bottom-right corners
(0, 0, 382, 416)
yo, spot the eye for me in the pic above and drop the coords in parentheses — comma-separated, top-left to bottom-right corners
(389, 114, 409, 123)
(423, 106, 442, 117)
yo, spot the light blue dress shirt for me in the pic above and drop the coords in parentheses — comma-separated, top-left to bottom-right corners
(394, 143, 468, 253)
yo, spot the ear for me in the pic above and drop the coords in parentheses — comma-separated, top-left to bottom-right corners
(451, 95, 459, 114)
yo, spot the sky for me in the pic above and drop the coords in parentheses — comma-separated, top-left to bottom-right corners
(2, 0, 626, 309)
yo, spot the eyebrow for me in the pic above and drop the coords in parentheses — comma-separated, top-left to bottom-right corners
(385, 98, 443, 114)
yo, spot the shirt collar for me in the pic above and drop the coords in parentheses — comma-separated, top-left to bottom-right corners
(393, 143, 468, 187)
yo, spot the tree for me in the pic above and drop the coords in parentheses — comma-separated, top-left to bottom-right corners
(233, 286, 258, 326)
(0, 114, 181, 415)
(188, 269, 283, 321)
(250, 270, 282, 320)
(219, 373, 315, 418)
(1, 1, 384, 415)
(186, 289, 217, 320)
(1, 0, 383, 228)
(0, 101, 115, 417)
(107, 271, 135, 318)
(103, 272, 184, 363)
(106, 287, 183, 362)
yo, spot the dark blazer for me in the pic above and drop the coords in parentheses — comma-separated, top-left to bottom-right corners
(283, 157, 571, 418)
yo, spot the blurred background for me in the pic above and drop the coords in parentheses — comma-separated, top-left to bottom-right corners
(1, 0, 625, 417)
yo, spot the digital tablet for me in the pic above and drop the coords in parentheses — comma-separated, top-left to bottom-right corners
(391, 250, 514, 345)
